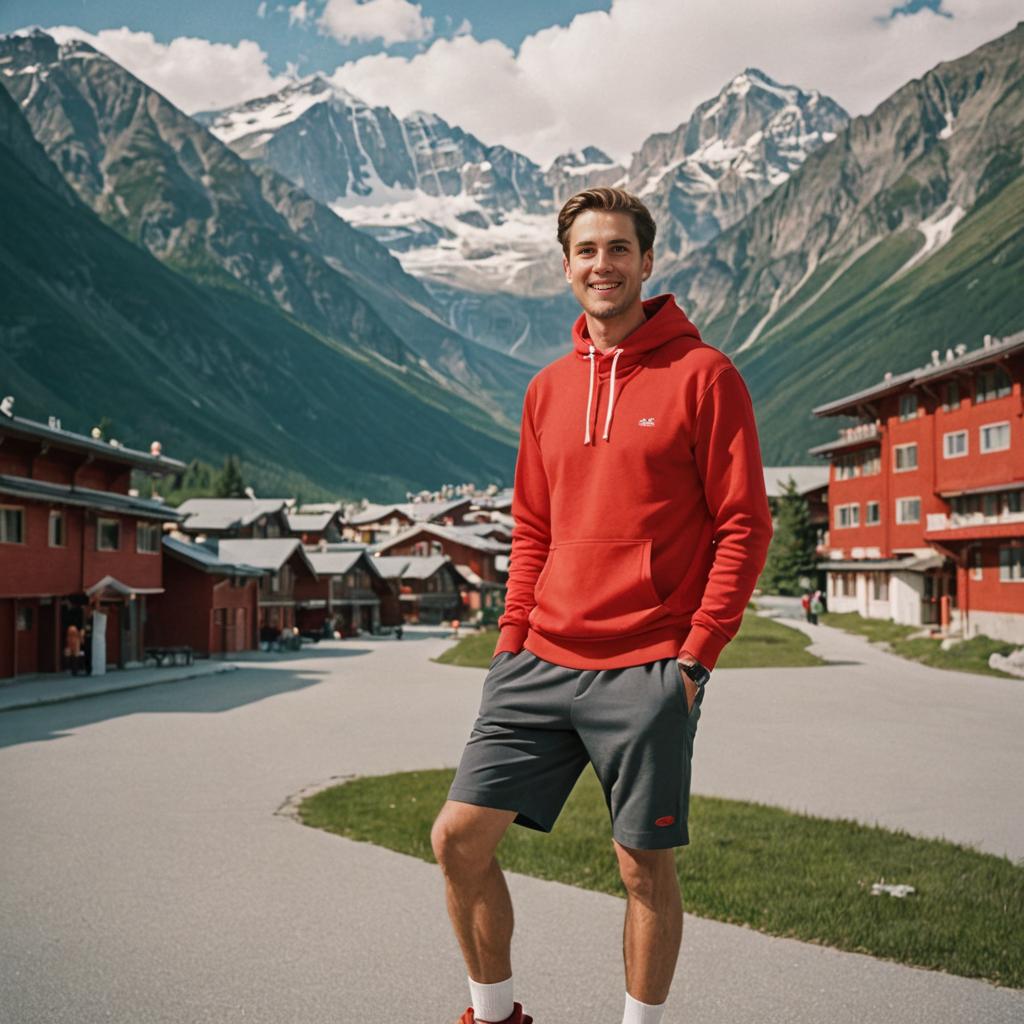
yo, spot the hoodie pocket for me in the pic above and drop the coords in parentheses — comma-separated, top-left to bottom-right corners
(529, 538, 672, 639)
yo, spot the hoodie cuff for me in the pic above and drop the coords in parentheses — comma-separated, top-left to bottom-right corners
(494, 623, 529, 658)
(677, 625, 728, 672)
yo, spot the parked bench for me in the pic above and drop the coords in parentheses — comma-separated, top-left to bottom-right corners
(145, 646, 194, 668)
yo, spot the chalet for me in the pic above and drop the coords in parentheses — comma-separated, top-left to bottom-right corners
(764, 465, 830, 553)
(342, 497, 473, 544)
(215, 538, 318, 635)
(809, 331, 1024, 643)
(177, 497, 293, 539)
(287, 507, 344, 544)
(295, 546, 398, 635)
(0, 405, 184, 678)
(145, 536, 263, 656)
(371, 522, 509, 620)
(371, 555, 469, 624)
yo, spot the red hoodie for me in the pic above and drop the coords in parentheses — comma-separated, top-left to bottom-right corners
(493, 294, 773, 671)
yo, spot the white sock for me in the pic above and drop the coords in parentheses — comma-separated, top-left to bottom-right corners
(468, 975, 514, 1023)
(623, 991, 666, 1024)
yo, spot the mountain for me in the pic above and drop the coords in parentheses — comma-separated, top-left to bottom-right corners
(623, 69, 848, 259)
(200, 70, 845, 364)
(660, 22, 1024, 463)
(0, 30, 535, 429)
(0, 72, 518, 499)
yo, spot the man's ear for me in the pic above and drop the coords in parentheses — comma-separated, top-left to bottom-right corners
(641, 248, 654, 281)
(563, 253, 571, 282)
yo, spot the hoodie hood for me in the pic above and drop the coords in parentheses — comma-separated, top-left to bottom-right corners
(573, 294, 702, 444)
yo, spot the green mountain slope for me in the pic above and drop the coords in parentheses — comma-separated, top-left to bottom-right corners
(735, 174, 1024, 460)
(0, 85, 517, 499)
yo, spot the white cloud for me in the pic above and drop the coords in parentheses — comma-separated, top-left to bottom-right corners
(288, 1, 310, 27)
(327, 0, 1023, 166)
(44, 25, 291, 113)
(318, 0, 433, 46)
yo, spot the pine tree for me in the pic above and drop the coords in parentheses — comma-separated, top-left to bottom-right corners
(760, 476, 819, 596)
(215, 456, 246, 499)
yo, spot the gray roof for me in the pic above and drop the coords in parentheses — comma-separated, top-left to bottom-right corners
(0, 410, 186, 472)
(812, 331, 1024, 417)
(305, 549, 367, 576)
(347, 497, 471, 526)
(162, 535, 264, 576)
(177, 497, 291, 531)
(371, 555, 452, 580)
(287, 511, 338, 532)
(817, 553, 947, 572)
(217, 538, 316, 575)
(0, 474, 182, 521)
(372, 521, 510, 555)
(764, 466, 830, 496)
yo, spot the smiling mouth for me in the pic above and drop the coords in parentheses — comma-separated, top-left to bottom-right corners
(589, 282, 620, 292)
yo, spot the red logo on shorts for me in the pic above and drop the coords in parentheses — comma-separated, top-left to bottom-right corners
(655, 815, 675, 827)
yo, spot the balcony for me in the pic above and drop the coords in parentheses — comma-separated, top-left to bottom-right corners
(926, 510, 1024, 531)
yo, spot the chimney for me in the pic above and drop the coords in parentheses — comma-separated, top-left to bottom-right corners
(954, 343, 967, 357)
(930, 349, 940, 366)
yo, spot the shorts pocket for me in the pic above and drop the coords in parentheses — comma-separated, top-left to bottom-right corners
(529, 538, 673, 639)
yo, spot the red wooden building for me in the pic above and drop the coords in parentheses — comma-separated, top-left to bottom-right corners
(809, 331, 1024, 642)
(146, 536, 263, 656)
(295, 547, 398, 635)
(215, 538, 318, 635)
(0, 407, 184, 678)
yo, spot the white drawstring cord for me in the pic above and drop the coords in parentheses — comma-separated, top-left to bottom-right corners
(583, 343, 596, 445)
(601, 348, 623, 441)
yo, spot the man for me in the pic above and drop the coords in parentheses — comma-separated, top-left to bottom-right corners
(431, 187, 773, 1024)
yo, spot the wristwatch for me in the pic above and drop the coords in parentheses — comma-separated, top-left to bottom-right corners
(678, 658, 711, 688)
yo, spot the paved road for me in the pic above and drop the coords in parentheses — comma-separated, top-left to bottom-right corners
(1, 625, 1021, 1022)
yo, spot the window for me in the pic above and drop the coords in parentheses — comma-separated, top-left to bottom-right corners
(975, 367, 1012, 404)
(866, 501, 880, 525)
(943, 431, 967, 458)
(270, 572, 280, 592)
(835, 503, 859, 528)
(0, 506, 25, 544)
(1006, 491, 1022, 514)
(862, 449, 881, 475)
(942, 381, 960, 411)
(896, 497, 921, 524)
(971, 547, 983, 581)
(894, 443, 918, 471)
(835, 454, 856, 481)
(899, 393, 918, 420)
(871, 572, 889, 601)
(999, 546, 1024, 582)
(16, 606, 33, 631)
(980, 421, 1010, 453)
(136, 522, 160, 553)
(48, 510, 65, 547)
(97, 518, 121, 551)
(983, 493, 999, 517)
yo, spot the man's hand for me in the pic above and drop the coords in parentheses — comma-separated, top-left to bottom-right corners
(677, 656, 701, 714)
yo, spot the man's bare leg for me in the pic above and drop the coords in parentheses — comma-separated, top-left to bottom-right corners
(613, 841, 683, 1005)
(431, 800, 519, 983)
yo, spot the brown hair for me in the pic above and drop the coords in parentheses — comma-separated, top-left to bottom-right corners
(557, 187, 657, 258)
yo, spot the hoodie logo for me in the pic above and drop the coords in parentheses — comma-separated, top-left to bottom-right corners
(638, 417, 656, 428)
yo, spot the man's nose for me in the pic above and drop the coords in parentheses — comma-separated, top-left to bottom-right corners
(593, 247, 614, 272)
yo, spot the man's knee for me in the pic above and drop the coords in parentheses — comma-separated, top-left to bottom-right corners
(431, 801, 515, 877)
(613, 840, 678, 901)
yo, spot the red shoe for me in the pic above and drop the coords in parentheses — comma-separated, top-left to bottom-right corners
(457, 1002, 532, 1024)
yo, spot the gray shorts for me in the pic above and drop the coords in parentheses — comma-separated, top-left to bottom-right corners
(448, 649, 704, 850)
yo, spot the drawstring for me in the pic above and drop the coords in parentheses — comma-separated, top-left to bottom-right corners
(583, 345, 623, 445)
(602, 348, 623, 441)
(583, 344, 596, 445)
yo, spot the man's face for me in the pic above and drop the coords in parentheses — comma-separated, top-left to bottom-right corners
(563, 209, 653, 322)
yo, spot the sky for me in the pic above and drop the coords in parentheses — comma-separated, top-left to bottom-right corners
(2, 0, 1021, 166)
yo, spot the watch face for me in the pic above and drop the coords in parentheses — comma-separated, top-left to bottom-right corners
(683, 660, 710, 686)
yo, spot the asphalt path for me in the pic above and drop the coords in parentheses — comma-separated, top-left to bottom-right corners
(1, 622, 1021, 1022)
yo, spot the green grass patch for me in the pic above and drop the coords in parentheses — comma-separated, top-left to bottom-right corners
(822, 611, 1019, 679)
(436, 609, 829, 670)
(299, 767, 1024, 986)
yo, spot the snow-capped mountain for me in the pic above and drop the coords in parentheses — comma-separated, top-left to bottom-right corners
(625, 69, 848, 258)
(200, 69, 846, 305)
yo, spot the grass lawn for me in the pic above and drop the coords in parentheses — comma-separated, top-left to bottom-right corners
(435, 607, 828, 671)
(821, 611, 1019, 680)
(299, 766, 1024, 987)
